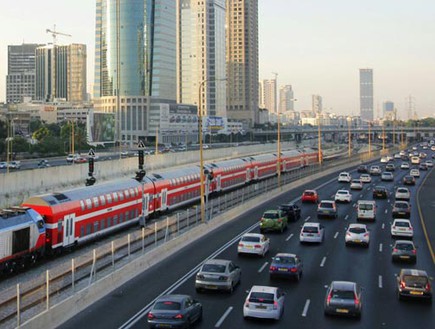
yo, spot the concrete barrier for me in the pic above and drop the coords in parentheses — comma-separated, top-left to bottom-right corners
(20, 151, 364, 329)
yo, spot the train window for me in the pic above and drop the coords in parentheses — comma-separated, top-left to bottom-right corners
(58, 222, 62, 232)
(114, 216, 118, 225)
(86, 199, 92, 210)
(119, 213, 123, 223)
(118, 192, 124, 201)
(130, 188, 135, 197)
(125, 211, 129, 220)
(101, 219, 105, 230)
(86, 224, 92, 235)
(94, 222, 99, 232)
(124, 190, 129, 198)
(106, 194, 112, 203)
(100, 195, 106, 206)
(80, 226, 84, 237)
(135, 209, 139, 217)
(113, 193, 118, 202)
(80, 200, 85, 211)
(135, 187, 139, 196)
(93, 197, 99, 207)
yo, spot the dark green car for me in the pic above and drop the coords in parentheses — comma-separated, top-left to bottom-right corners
(260, 210, 288, 233)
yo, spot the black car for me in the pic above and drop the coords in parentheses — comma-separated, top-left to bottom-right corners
(372, 186, 388, 199)
(357, 165, 368, 173)
(324, 281, 362, 318)
(278, 203, 301, 222)
(403, 175, 416, 185)
(147, 294, 203, 329)
(419, 163, 428, 171)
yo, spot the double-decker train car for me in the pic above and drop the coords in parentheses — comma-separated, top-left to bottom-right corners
(0, 207, 45, 273)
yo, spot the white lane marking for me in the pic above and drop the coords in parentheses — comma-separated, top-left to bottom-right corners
(385, 209, 388, 214)
(320, 257, 327, 267)
(215, 306, 233, 328)
(305, 216, 311, 222)
(360, 194, 363, 198)
(387, 199, 390, 203)
(345, 215, 349, 220)
(379, 243, 383, 252)
(258, 262, 269, 273)
(352, 203, 356, 207)
(302, 299, 311, 317)
(334, 232, 339, 239)
(330, 194, 335, 198)
(286, 233, 294, 241)
(379, 275, 383, 288)
(382, 223, 385, 229)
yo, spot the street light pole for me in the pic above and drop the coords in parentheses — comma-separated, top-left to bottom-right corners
(198, 79, 208, 224)
(368, 122, 372, 158)
(317, 111, 322, 165)
(382, 125, 385, 152)
(347, 117, 352, 158)
(155, 125, 159, 155)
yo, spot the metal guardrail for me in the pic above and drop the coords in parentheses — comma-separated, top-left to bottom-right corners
(0, 147, 394, 328)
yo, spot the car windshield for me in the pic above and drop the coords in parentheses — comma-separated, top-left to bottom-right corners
(352, 180, 360, 183)
(249, 292, 275, 304)
(320, 203, 333, 208)
(403, 275, 428, 286)
(154, 301, 181, 311)
(397, 189, 408, 193)
(303, 226, 319, 233)
(241, 236, 260, 243)
(201, 264, 226, 273)
(359, 204, 373, 210)
(396, 243, 414, 250)
(337, 191, 347, 195)
(263, 212, 279, 219)
(304, 191, 315, 196)
(273, 256, 295, 265)
(395, 203, 408, 209)
(395, 221, 410, 227)
(331, 289, 355, 300)
(349, 227, 366, 234)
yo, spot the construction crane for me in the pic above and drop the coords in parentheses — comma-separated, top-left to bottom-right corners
(46, 25, 72, 45)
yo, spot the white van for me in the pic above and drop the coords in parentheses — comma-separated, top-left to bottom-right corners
(357, 200, 376, 221)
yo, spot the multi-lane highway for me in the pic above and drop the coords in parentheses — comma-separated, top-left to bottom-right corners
(59, 151, 434, 329)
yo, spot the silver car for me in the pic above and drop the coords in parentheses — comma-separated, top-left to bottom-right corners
(300, 222, 325, 244)
(395, 187, 410, 201)
(195, 259, 241, 293)
(392, 240, 417, 263)
(345, 224, 370, 247)
(381, 172, 394, 181)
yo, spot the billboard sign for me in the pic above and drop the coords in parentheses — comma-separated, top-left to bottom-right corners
(87, 112, 116, 144)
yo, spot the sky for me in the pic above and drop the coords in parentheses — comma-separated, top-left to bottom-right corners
(1, 0, 434, 119)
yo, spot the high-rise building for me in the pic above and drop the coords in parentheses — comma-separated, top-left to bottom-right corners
(279, 85, 294, 113)
(360, 68, 374, 122)
(312, 94, 322, 114)
(261, 79, 277, 115)
(6, 43, 43, 103)
(35, 44, 87, 103)
(226, 0, 259, 128)
(383, 101, 394, 120)
(177, 0, 227, 118)
(94, 0, 177, 144)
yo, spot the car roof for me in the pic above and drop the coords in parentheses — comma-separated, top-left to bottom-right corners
(357, 200, 375, 204)
(330, 281, 357, 290)
(394, 240, 415, 246)
(242, 233, 264, 238)
(303, 222, 321, 227)
(156, 294, 191, 303)
(202, 259, 231, 266)
(374, 185, 387, 190)
(264, 209, 279, 214)
(274, 253, 297, 258)
(249, 285, 278, 294)
(394, 200, 409, 205)
(393, 218, 411, 223)
(400, 269, 428, 277)
(348, 223, 367, 229)
(320, 200, 335, 204)
(396, 187, 409, 191)
(336, 189, 349, 193)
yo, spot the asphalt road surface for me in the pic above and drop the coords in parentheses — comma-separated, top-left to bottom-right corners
(59, 152, 435, 329)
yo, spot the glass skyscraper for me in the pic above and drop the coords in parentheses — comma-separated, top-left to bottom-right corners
(360, 68, 374, 122)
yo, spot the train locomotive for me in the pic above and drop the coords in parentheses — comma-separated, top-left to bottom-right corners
(1, 147, 318, 273)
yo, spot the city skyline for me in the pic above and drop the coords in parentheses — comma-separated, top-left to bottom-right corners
(1, 0, 435, 119)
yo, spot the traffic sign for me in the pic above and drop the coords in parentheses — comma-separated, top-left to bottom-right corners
(88, 148, 95, 157)
(138, 140, 145, 149)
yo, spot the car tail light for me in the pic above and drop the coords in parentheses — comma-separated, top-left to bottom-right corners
(412, 249, 417, 254)
(273, 301, 279, 310)
(425, 282, 431, 292)
(393, 248, 398, 252)
(254, 244, 261, 248)
(174, 314, 183, 319)
(400, 281, 406, 289)
(346, 232, 351, 237)
(290, 267, 298, 273)
(277, 219, 282, 223)
(238, 243, 244, 247)
(364, 233, 369, 238)
(326, 293, 332, 305)
(147, 312, 155, 320)
(244, 300, 250, 308)
(354, 296, 360, 306)
(197, 274, 204, 280)
(270, 266, 277, 271)
(392, 226, 396, 230)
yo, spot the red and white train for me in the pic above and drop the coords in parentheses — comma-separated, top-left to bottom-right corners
(1, 148, 318, 272)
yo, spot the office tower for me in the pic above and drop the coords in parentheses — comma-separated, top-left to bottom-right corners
(279, 85, 295, 113)
(226, 0, 259, 127)
(359, 68, 374, 122)
(94, 0, 177, 144)
(312, 94, 322, 114)
(6, 44, 43, 103)
(383, 101, 394, 120)
(177, 0, 227, 118)
(261, 79, 277, 114)
(35, 44, 87, 102)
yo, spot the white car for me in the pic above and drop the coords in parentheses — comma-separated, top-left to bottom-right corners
(370, 165, 381, 175)
(395, 187, 410, 201)
(411, 156, 420, 165)
(391, 219, 414, 238)
(410, 169, 420, 178)
(243, 285, 285, 320)
(425, 160, 433, 168)
(400, 162, 410, 169)
(381, 172, 394, 181)
(360, 174, 371, 183)
(8, 161, 21, 169)
(238, 233, 270, 257)
(338, 172, 351, 183)
(380, 156, 389, 163)
(350, 179, 363, 190)
(335, 190, 352, 203)
(300, 223, 325, 244)
(345, 224, 370, 247)
(394, 153, 402, 159)
(0, 162, 7, 169)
